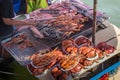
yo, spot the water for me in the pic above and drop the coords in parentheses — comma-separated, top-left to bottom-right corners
(82, 0, 120, 28)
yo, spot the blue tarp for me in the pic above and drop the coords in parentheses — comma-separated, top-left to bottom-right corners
(90, 61, 120, 80)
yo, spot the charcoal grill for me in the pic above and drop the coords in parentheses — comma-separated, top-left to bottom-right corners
(36, 18, 94, 48)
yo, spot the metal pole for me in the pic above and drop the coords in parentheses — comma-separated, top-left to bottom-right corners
(92, 0, 97, 46)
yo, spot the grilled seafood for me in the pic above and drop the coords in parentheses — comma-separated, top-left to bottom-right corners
(51, 67, 62, 79)
(47, 49, 63, 62)
(18, 39, 33, 50)
(79, 46, 91, 55)
(96, 42, 115, 55)
(3, 33, 26, 46)
(3, 33, 34, 50)
(66, 46, 78, 55)
(30, 53, 41, 61)
(85, 48, 96, 58)
(70, 63, 82, 73)
(62, 39, 74, 47)
(32, 54, 56, 67)
(60, 55, 79, 71)
(62, 39, 78, 54)
(58, 73, 69, 80)
(28, 1, 90, 40)
(74, 36, 92, 47)
(78, 44, 112, 61)
(47, 12, 88, 38)
(51, 67, 69, 80)
(31, 49, 63, 68)
(96, 49, 104, 59)
(79, 46, 101, 60)
(83, 59, 94, 66)
(27, 64, 44, 76)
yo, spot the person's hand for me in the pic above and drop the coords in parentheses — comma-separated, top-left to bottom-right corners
(25, 18, 37, 26)
(29, 26, 44, 39)
(30, 21, 37, 26)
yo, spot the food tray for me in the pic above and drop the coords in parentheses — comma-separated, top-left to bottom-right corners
(72, 50, 119, 79)
(30, 54, 55, 68)
(1, 31, 50, 66)
(59, 55, 80, 72)
(74, 35, 93, 47)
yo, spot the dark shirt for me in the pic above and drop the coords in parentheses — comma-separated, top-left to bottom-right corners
(0, 0, 14, 39)
(19, 0, 27, 14)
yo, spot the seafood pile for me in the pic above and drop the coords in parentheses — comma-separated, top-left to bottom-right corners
(25, 1, 113, 79)
(38, 25, 63, 41)
(60, 55, 80, 71)
(62, 39, 78, 55)
(61, 36, 115, 73)
(27, 49, 64, 76)
(29, 1, 90, 41)
(29, 1, 74, 20)
(51, 67, 69, 80)
(27, 64, 45, 76)
(96, 42, 115, 55)
(3, 33, 34, 50)
(27, 36, 115, 79)
(62, 36, 92, 55)
(74, 36, 92, 47)
(37, 10, 89, 41)
(28, 0, 106, 42)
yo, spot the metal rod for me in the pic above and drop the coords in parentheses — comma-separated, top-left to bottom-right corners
(92, 0, 97, 46)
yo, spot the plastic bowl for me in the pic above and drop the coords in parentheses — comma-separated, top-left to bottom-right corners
(59, 56, 80, 72)
(74, 36, 93, 47)
(31, 56, 54, 68)
(27, 64, 46, 77)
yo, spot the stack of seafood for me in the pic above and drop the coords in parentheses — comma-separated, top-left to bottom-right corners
(37, 11, 89, 41)
(28, 1, 90, 41)
(3, 33, 34, 50)
(29, 1, 75, 20)
(61, 36, 115, 74)
(62, 36, 92, 55)
(27, 36, 115, 79)
(27, 49, 64, 76)
(96, 42, 115, 55)
(60, 55, 80, 71)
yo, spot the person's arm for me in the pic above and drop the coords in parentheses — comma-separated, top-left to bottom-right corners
(2, 17, 35, 26)
(3, 17, 44, 38)
(1, 0, 35, 26)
